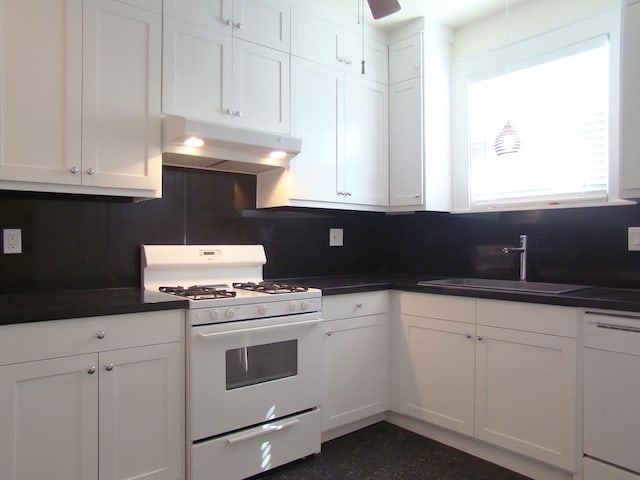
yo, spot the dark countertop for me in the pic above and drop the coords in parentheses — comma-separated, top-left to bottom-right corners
(4, 275, 640, 327)
(0, 288, 188, 326)
(277, 274, 640, 314)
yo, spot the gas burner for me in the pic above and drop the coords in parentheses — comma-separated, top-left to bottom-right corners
(159, 285, 237, 300)
(232, 281, 309, 294)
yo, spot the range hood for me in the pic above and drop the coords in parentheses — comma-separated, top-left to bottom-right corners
(162, 115, 302, 175)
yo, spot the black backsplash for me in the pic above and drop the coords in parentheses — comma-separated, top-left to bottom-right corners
(1, 166, 640, 293)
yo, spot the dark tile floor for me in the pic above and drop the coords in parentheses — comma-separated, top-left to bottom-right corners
(251, 422, 532, 480)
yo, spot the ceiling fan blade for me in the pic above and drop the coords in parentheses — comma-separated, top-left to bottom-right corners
(366, 0, 401, 19)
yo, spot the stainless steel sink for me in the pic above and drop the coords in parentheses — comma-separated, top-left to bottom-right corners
(417, 278, 590, 294)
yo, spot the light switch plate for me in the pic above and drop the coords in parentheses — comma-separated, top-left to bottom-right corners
(628, 227, 640, 251)
(329, 228, 343, 247)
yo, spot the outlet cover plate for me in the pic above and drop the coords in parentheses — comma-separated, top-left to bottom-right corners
(3, 228, 22, 254)
(629, 227, 640, 251)
(329, 228, 343, 247)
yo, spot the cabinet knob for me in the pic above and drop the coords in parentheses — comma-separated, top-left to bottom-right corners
(234, 22, 242, 29)
(414, 193, 420, 198)
(465, 333, 473, 340)
(345, 192, 352, 197)
(105, 363, 114, 372)
(326, 330, 333, 336)
(233, 110, 242, 117)
(414, 64, 420, 70)
(87, 366, 96, 374)
(96, 331, 105, 339)
(355, 302, 363, 308)
(224, 19, 232, 26)
(477, 335, 484, 342)
(337, 57, 344, 63)
(225, 108, 233, 116)
(70, 166, 79, 174)
(344, 59, 352, 65)
(86, 168, 96, 175)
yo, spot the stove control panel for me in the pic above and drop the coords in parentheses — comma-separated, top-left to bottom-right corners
(189, 297, 322, 325)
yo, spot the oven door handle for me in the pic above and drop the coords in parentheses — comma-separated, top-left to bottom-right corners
(226, 418, 300, 444)
(197, 318, 322, 338)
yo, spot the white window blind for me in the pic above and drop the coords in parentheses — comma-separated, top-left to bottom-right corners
(467, 37, 610, 207)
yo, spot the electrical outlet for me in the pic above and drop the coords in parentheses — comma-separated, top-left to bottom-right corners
(3, 229, 22, 254)
(629, 227, 640, 251)
(329, 228, 343, 247)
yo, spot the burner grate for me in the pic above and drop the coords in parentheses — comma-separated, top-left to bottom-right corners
(232, 281, 309, 294)
(159, 285, 237, 300)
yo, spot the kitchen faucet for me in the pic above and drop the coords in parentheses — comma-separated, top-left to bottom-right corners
(503, 234, 528, 281)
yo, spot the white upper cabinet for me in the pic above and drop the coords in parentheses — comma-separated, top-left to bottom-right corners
(82, 0, 162, 193)
(163, 0, 290, 52)
(291, 8, 388, 84)
(389, 34, 422, 84)
(388, 26, 452, 212)
(288, 58, 343, 203)
(342, 75, 389, 206)
(258, 56, 388, 210)
(0, 0, 162, 198)
(163, 4, 290, 134)
(619, 0, 640, 198)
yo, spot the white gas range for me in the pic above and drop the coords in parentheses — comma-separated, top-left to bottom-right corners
(142, 245, 323, 480)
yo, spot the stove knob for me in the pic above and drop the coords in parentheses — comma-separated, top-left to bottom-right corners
(209, 310, 219, 322)
(258, 305, 268, 315)
(301, 301, 311, 311)
(225, 308, 235, 319)
(288, 302, 297, 313)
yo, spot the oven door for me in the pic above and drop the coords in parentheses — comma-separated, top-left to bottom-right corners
(190, 312, 323, 440)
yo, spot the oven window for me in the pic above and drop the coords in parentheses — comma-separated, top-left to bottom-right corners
(225, 340, 298, 390)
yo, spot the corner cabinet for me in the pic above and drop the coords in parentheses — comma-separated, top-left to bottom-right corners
(388, 24, 452, 212)
(394, 293, 578, 472)
(0, 0, 162, 198)
(619, 0, 640, 198)
(0, 310, 184, 480)
(322, 292, 389, 433)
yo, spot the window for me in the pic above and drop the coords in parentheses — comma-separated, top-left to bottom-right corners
(452, 8, 623, 212)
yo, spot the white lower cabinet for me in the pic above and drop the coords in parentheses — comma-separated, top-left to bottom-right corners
(321, 291, 389, 432)
(395, 293, 578, 471)
(0, 310, 184, 480)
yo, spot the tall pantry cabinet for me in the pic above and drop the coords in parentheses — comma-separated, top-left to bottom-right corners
(0, 0, 162, 198)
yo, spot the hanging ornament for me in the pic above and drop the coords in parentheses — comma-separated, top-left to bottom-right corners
(494, 122, 521, 156)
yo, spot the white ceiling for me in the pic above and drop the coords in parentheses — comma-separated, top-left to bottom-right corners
(320, 0, 523, 30)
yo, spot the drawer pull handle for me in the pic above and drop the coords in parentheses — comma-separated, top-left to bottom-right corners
(596, 323, 640, 334)
(465, 333, 473, 340)
(355, 303, 363, 308)
(226, 418, 300, 444)
(477, 335, 484, 342)
(326, 330, 333, 336)
(87, 366, 96, 375)
(105, 363, 114, 372)
(96, 331, 105, 339)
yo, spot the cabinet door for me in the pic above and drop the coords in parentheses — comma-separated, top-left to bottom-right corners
(163, 0, 233, 34)
(289, 57, 343, 202)
(232, 0, 290, 52)
(99, 343, 182, 480)
(232, 39, 290, 134)
(343, 76, 389, 206)
(389, 34, 422, 84)
(398, 314, 475, 436)
(322, 313, 389, 432)
(291, 9, 341, 68)
(620, 1, 640, 198)
(474, 326, 577, 470)
(0, 0, 82, 185)
(0, 354, 98, 480)
(82, 0, 162, 192)
(390, 77, 423, 207)
(163, 18, 233, 124)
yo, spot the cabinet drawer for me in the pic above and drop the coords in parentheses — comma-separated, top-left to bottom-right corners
(191, 409, 320, 480)
(401, 292, 476, 323)
(322, 291, 388, 320)
(584, 457, 640, 480)
(0, 310, 184, 365)
(477, 299, 578, 337)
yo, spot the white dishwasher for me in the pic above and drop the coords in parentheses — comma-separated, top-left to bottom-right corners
(583, 312, 640, 480)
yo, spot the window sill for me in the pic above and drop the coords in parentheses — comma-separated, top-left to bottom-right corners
(452, 198, 636, 214)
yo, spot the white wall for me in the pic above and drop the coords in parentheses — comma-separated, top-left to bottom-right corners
(453, 0, 619, 60)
